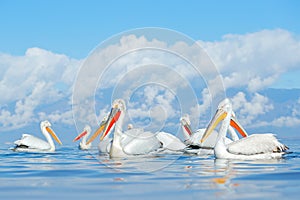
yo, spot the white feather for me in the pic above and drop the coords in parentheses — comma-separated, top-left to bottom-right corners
(227, 134, 287, 155)
(156, 131, 186, 151)
(14, 134, 51, 150)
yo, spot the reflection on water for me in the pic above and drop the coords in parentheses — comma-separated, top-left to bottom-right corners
(92, 150, 183, 173)
(1, 138, 300, 199)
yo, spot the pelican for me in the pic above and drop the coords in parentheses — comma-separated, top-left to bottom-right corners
(201, 98, 288, 160)
(73, 125, 92, 150)
(90, 99, 161, 158)
(180, 114, 247, 154)
(12, 120, 62, 153)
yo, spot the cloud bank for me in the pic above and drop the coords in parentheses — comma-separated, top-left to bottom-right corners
(0, 48, 81, 130)
(200, 29, 300, 92)
(1, 29, 300, 133)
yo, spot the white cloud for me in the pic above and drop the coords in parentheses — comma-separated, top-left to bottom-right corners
(253, 116, 300, 128)
(231, 92, 274, 125)
(251, 97, 300, 128)
(196, 88, 211, 120)
(38, 109, 74, 125)
(0, 82, 59, 129)
(2, 29, 300, 132)
(126, 85, 179, 131)
(200, 29, 300, 92)
(247, 75, 279, 92)
(0, 48, 81, 130)
(270, 116, 300, 127)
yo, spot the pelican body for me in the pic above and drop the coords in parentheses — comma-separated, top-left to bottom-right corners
(13, 120, 62, 153)
(201, 99, 288, 160)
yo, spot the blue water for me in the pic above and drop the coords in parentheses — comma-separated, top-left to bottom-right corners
(1, 138, 300, 199)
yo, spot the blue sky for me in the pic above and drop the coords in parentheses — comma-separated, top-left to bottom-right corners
(1, 0, 299, 58)
(1, 1, 300, 143)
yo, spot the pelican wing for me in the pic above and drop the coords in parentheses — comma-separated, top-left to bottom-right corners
(121, 128, 144, 146)
(14, 134, 51, 150)
(122, 131, 161, 155)
(227, 134, 287, 155)
(156, 132, 186, 151)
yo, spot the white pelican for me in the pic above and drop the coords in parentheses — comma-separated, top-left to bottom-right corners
(74, 117, 112, 152)
(180, 114, 247, 154)
(12, 120, 62, 153)
(73, 125, 92, 150)
(201, 98, 288, 160)
(90, 99, 161, 158)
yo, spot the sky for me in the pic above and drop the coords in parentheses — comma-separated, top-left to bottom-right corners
(1, 0, 299, 58)
(1, 0, 300, 143)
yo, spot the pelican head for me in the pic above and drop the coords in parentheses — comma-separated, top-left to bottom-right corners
(84, 125, 92, 133)
(127, 123, 133, 130)
(40, 120, 51, 129)
(113, 99, 126, 112)
(41, 120, 62, 145)
(200, 98, 247, 143)
(95, 98, 127, 142)
(180, 114, 191, 126)
(85, 105, 122, 145)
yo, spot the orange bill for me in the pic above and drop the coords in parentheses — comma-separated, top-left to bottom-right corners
(230, 118, 248, 138)
(73, 130, 88, 142)
(100, 110, 121, 141)
(86, 123, 105, 145)
(201, 109, 227, 143)
(46, 126, 62, 145)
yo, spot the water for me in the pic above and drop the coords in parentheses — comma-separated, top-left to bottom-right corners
(1, 138, 300, 199)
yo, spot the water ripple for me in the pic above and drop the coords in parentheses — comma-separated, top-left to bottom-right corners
(1, 140, 300, 199)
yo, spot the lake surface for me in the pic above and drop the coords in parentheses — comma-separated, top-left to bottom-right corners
(1, 137, 300, 200)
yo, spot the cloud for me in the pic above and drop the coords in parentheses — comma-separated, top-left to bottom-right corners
(250, 97, 300, 128)
(200, 29, 300, 92)
(72, 32, 216, 130)
(74, 32, 222, 103)
(2, 29, 300, 133)
(126, 85, 180, 131)
(38, 109, 74, 125)
(252, 116, 300, 128)
(231, 92, 274, 125)
(270, 116, 300, 127)
(0, 48, 81, 130)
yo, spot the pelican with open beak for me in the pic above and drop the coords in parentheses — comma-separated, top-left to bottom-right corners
(201, 98, 288, 160)
(13, 120, 62, 153)
(93, 99, 161, 158)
